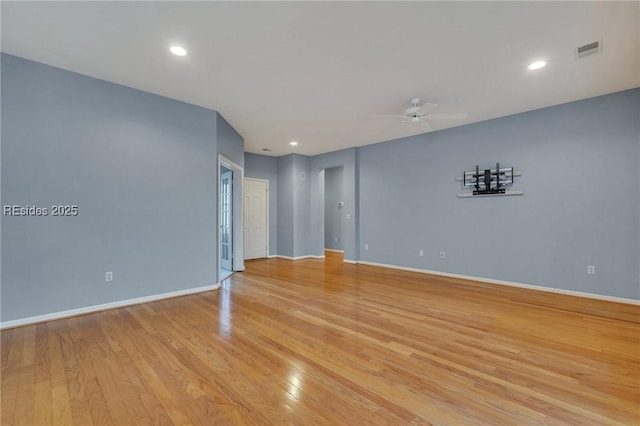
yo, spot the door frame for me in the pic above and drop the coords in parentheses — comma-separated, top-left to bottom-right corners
(243, 177, 270, 259)
(218, 155, 245, 279)
(220, 168, 233, 271)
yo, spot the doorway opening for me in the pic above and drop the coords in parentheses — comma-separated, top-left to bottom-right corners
(324, 166, 344, 256)
(218, 155, 245, 283)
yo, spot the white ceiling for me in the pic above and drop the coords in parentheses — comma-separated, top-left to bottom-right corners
(2, 2, 639, 157)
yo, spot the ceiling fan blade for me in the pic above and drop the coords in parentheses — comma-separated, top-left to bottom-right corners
(373, 114, 410, 119)
(378, 121, 406, 133)
(420, 102, 438, 113)
(414, 121, 433, 132)
(425, 112, 468, 120)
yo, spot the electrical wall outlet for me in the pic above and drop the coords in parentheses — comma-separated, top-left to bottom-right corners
(105, 271, 113, 282)
(587, 265, 595, 275)
(419, 250, 424, 257)
(440, 251, 445, 259)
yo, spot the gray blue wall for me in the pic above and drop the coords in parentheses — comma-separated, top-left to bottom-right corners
(1, 54, 223, 322)
(276, 155, 295, 257)
(272, 154, 313, 258)
(292, 155, 311, 258)
(244, 153, 278, 256)
(324, 167, 344, 250)
(358, 89, 639, 299)
(217, 114, 244, 168)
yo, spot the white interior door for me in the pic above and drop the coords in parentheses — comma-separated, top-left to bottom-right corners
(243, 178, 268, 259)
(220, 170, 233, 270)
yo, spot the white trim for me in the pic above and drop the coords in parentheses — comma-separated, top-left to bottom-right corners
(276, 255, 325, 260)
(343, 259, 358, 264)
(355, 260, 640, 306)
(324, 249, 345, 253)
(0, 284, 221, 330)
(267, 254, 278, 259)
(218, 155, 245, 275)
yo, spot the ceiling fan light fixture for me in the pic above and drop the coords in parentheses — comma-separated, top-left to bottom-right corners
(375, 98, 466, 131)
(170, 46, 187, 56)
(528, 60, 546, 70)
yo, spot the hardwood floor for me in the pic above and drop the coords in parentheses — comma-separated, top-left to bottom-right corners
(2, 252, 639, 425)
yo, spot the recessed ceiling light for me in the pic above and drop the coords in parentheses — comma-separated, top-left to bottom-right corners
(528, 61, 546, 70)
(290, 141, 298, 146)
(170, 46, 187, 56)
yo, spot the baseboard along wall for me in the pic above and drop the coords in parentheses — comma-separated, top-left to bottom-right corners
(355, 260, 640, 306)
(0, 283, 221, 330)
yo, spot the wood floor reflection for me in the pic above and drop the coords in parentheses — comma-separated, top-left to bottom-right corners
(2, 251, 639, 425)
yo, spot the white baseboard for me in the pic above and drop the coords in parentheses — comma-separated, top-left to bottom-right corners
(343, 259, 358, 264)
(0, 283, 221, 330)
(267, 254, 278, 258)
(275, 255, 325, 260)
(324, 249, 345, 253)
(356, 260, 640, 306)
(277, 255, 298, 260)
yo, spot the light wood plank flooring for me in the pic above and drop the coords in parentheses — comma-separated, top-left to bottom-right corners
(2, 252, 639, 425)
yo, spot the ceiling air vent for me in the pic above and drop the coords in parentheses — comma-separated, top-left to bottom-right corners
(261, 148, 272, 152)
(575, 40, 601, 59)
